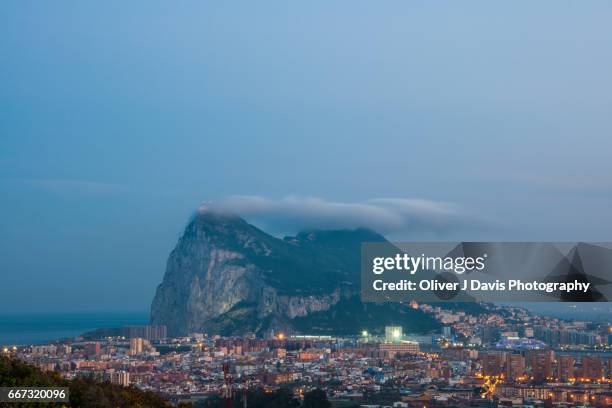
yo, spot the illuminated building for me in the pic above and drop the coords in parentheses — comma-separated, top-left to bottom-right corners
(385, 326, 403, 343)
(482, 352, 505, 376)
(378, 341, 420, 357)
(505, 353, 525, 380)
(529, 349, 553, 382)
(580, 356, 603, 380)
(556, 355, 575, 382)
(110, 370, 130, 387)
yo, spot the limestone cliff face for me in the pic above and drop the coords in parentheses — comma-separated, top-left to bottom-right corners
(150, 211, 383, 336)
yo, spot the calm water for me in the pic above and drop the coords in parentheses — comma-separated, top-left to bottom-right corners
(0, 312, 149, 345)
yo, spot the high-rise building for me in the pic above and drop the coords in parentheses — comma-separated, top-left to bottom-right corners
(83, 342, 101, 358)
(57, 344, 72, 356)
(378, 341, 420, 357)
(534, 326, 602, 347)
(556, 355, 575, 382)
(529, 349, 553, 382)
(479, 326, 500, 344)
(581, 356, 603, 380)
(146, 324, 167, 341)
(385, 326, 403, 343)
(481, 352, 505, 376)
(129, 337, 144, 355)
(505, 353, 525, 380)
(110, 370, 130, 387)
(122, 325, 167, 341)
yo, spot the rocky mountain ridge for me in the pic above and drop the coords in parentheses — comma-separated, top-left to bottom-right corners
(150, 210, 439, 336)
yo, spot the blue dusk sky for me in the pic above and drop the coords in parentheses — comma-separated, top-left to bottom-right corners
(1, 1, 612, 312)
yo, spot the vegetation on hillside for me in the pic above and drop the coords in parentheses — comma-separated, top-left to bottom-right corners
(0, 355, 176, 408)
(0, 356, 331, 408)
(292, 295, 441, 335)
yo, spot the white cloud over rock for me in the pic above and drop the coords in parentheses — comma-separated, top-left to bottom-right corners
(202, 195, 487, 236)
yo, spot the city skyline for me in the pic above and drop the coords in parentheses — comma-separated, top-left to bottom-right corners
(4, 301, 612, 407)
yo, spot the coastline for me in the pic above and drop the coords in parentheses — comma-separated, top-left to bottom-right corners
(0, 311, 148, 346)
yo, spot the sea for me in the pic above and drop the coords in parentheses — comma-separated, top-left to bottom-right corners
(0, 312, 149, 346)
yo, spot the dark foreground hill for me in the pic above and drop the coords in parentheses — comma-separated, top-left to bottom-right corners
(151, 210, 440, 336)
(0, 356, 331, 408)
(0, 355, 176, 408)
